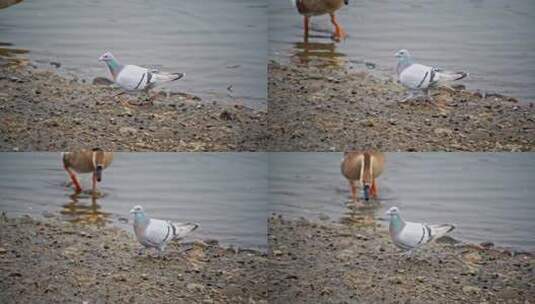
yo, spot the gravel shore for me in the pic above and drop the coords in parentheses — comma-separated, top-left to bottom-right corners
(0, 214, 267, 304)
(268, 61, 535, 151)
(0, 64, 268, 151)
(268, 214, 535, 304)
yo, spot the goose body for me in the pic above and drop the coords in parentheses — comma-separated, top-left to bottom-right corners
(341, 151, 385, 207)
(290, 0, 349, 41)
(62, 149, 113, 194)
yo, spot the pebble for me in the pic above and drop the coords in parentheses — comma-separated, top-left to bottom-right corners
(119, 127, 138, 135)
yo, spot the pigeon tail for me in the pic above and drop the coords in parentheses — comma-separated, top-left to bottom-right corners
(153, 72, 185, 84)
(436, 70, 468, 82)
(429, 224, 455, 239)
(171, 222, 199, 239)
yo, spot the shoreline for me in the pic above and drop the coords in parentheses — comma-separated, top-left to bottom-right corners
(268, 60, 535, 151)
(0, 62, 268, 152)
(0, 213, 267, 303)
(268, 214, 535, 303)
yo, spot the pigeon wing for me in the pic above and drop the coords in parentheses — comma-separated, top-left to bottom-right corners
(143, 219, 174, 247)
(395, 221, 432, 250)
(116, 64, 150, 91)
(399, 63, 435, 89)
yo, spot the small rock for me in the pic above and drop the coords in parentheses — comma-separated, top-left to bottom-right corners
(416, 276, 425, 283)
(462, 285, 480, 294)
(388, 276, 403, 284)
(273, 250, 283, 256)
(434, 128, 453, 137)
(192, 240, 209, 249)
(0, 247, 7, 254)
(318, 213, 330, 221)
(141, 273, 149, 280)
(92, 77, 114, 86)
(186, 283, 205, 292)
(119, 127, 138, 135)
(41, 210, 55, 218)
(480, 241, 494, 248)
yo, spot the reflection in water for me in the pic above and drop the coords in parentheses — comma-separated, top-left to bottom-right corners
(0, 42, 29, 67)
(340, 200, 380, 229)
(60, 193, 111, 226)
(292, 41, 346, 67)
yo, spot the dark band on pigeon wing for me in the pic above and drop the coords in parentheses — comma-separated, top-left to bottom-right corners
(417, 226, 427, 245)
(134, 72, 146, 90)
(146, 72, 153, 85)
(417, 71, 429, 88)
(429, 68, 437, 84)
(162, 224, 171, 243)
(171, 223, 177, 238)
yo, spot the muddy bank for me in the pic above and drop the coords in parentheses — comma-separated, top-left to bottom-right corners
(0, 214, 267, 304)
(268, 215, 535, 304)
(268, 61, 535, 151)
(0, 64, 268, 151)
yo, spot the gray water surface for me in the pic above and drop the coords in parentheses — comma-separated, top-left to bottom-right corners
(0, 0, 267, 109)
(0, 153, 269, 249)
(269, 0, 535, 103)
(270, 153, 535, 251)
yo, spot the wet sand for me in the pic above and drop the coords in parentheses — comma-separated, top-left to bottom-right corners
(0, 64, 267, 151)
(268, 61, 535, 151)
(268, 214, 535, 304)
(0, 214, 267, 304)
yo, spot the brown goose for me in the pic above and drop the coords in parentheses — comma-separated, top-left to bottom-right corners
(341, 151, 385, 207)
(62, 149, 114, 194)
(291, 0, 349, 41)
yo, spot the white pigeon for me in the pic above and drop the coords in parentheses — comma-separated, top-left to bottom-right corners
(98, 51, 185, 93)
(395, 49, 467, 101)
(385, 206, 454, 256)
(130, 205, 198, 256)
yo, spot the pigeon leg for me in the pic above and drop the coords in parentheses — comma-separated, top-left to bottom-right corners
(401, 91, 414, 103)
(304, 16, 310, 42)
(64, 166, 82, 193)
(329, 13, 346, 41)
(157, 246, 166, 258)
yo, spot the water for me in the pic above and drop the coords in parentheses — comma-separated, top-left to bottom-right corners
(0, 153, 269, 249)
(0, 0, 267, 109)
(269, 0, 535, 103)
(270, 153, 535, 251)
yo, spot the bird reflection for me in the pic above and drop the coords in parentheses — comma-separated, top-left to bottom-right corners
(340, 199, 381, 229)
(60, 193, 111, 226)
(292, 40, 346, 67)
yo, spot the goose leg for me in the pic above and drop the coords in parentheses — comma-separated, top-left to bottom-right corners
(91, 172, 99, 197)
(304, 16, 310, 41)
(370, 178, 378, 199)
(329, 13, 346, 41)
(64, 166, 82, 193)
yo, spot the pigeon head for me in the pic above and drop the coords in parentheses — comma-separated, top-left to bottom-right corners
(99, 51, 116, 62)
(394, 49, 410, 60)
(385, 206, 400, 216)
(130, 205, 144, 214)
